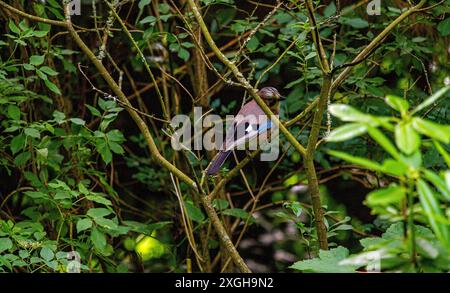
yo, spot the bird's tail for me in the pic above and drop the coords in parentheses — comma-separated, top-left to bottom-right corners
(206, 151, 231, 175)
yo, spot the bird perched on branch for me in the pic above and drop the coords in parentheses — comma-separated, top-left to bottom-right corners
(206, 87, 285, 175)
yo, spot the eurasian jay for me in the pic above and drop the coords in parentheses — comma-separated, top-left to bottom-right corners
(206, 87, 284, 175)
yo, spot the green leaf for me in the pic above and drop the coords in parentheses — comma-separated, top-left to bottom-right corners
(10, 134, 26, 154)
(222, 208, 254, 222)
(367, 127, 400, 160)
(385, 95, 409, 114)
(395, 122, 420, 155)
(411, 86, 450, 115)
(93, 217, 118, 231)
(326, 123, 367, 142)
(366, 185, 406, 207)
(290, 246, 359, 273)
(7, 105, 21, 120)
(91, 227, 107, 251)
(177, 47, 190, 61)
(44, 79, 61, 95)
(212, 199, 229, 211)
(23, 63, 35, 71)
(39, 66, 58, 76)
(87, 208, 112, 219)
(8, 20, 20, 34)
(19, 250, 29, 259)
(36, 69, 48, 80)
(106, 130, 125, 142)
(138, 0, 151, 10)
(412, 118, 450, 144)
(32, 30, 49, 38)
(380, 159, 407, 176)
(329, 104, 374, 124)
(76, 218, 93, 233)
(29, 55, 45, 66)
(53, 110, 66, 123)
(96, 139, 112, 164)
(324, 2, 336, 17)
(434, 141, 450, 168)
(423, 170, 450, 202)
(0, 238, 13, 253)
(140, 16, 157, 25)
(70, 118, 86, 126)
(86, 195, 112, 206)
(24, 127, 40, 139)
(340, 17, 369, 28)
(123, 221, 172, 236)
(14, 151, 31, 166)
(327, 150, 383, 172)
(246, 36, 259, 51)
(109, 142, 124, 154)
(417, 179, 450, 247)
(184, 201, 205, 223)
(86, 104, 101, 117)
(24, 191, 47, 199)
(437, 18, 450, 36)
(40, 247, 54, 261)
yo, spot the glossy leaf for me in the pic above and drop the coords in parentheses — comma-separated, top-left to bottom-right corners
(417, 179, 450, 248)
(412, 118, 450, 144)
(327, 150, 383, 172)
(329, 104, 374, 124)
(326, 123, 368, 142)
(385, 95, 409, 114)
(366, 185, 406, 207)
(423, 170, 450, 202)
(411, 86, 450, 115)
(395, 122, 420, 155)
(367, 127, 400, 159)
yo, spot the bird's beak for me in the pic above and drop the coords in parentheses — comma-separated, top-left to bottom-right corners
(279, 95, 286, 101)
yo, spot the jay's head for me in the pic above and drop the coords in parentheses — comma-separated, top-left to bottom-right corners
(258, 87, 285, 108)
